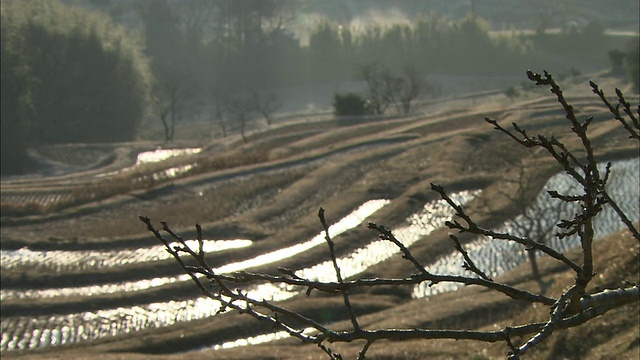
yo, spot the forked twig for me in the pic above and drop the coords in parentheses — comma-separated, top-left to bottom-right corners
(450, 234, 492, 281)
(367, 222, 429, 275)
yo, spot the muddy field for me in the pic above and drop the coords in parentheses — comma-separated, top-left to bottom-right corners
(1, 72, 639, 359)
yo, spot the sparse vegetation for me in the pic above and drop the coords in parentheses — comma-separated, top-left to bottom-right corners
(358, 63, 431, 116)
(504, 86, 519, 101)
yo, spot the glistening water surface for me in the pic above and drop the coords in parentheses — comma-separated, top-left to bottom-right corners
(1, 192, 478, 352)
(2, 159, 637, 353)
(0, 240, 253, 273)
(245, 190, 480, 302)
(414, 158, 639, 297)
(0, 200, 389, 302)
(95, 148, 201, 180)
(0, 199, 390, 351)
(203, 158, 639, 351)
(135, 148, 202, 165)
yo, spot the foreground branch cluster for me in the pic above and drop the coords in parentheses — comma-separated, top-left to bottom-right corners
(141, 71, 639, 359)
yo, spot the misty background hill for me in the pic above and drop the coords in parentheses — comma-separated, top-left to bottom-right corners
(2, 0, 638, 175)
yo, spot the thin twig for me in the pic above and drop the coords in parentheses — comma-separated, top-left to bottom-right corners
(230, 270, 556, 306)
(450, 234, 492, 281)
(367, 222, 429, 275)
(590, 81, 640, 139)
(319, 207, 361, 332)
(515, 286, 576, 357)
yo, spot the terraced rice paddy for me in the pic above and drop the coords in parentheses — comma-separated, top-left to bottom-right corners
(193, 158, 639, 351)
(1, 76, 638, 359)
(0, 198, 387, 350)
(2, 158, 637, 352)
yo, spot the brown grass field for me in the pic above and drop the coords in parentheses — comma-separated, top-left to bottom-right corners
(1, 71, 639, 359)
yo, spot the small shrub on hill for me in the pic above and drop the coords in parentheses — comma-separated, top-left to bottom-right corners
(333, 93, 368, 116)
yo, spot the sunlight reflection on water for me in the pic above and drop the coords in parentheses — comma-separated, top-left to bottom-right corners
(2, 158, 637, 353)
(217, 199, 391, 274)
(135, 148, 202, 165)
(0, 200, 390, 351)
(413, 157, 640, 297)
(212, 328, 316, 350)
(0, 240, 253, 273)
(95, 148, 201, 179)
(203, 158, 639, 352)
(246, 190, 480, 302)
(198, 191, 481, 352)
(0, 200, 389, 302)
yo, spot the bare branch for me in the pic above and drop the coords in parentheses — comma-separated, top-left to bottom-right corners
(140, 72, 639, 359)
(450, 234, 492, 281)
(318, 207, 361, 332)
(431, 182, 582, 273)
(514, 286, 577, 358)
(229, 270, 556, 305)
(590, 81, 640, 140)
(367, 222, 429, 275)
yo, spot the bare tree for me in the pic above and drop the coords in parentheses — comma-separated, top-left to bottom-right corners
(529, 0, 579, 36)
(380, 68, 404, 114)
(396, 67, 427, 115)
(251, 90, 283, 125)
(359, 63, 389, 115)
(211, 91, 273, 141)
(226, 96, 254, 143)
(210, 94, 229, 137)
(360, 63, 428, 116)
(152, 66, 194, 143)
(141, 71, 639, 359)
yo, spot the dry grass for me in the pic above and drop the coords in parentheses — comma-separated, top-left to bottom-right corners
(0, 149, 272, 218)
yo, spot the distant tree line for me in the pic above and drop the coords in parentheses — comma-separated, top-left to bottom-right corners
(127, 0, 639, 133)
(137, 3, 533, 97)
(133, 1, 532, 139)
(2, 0, 638, 173)
(1, 0, 151, 174)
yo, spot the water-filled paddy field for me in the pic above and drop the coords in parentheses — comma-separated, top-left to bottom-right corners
(1, 158, 637, 353)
